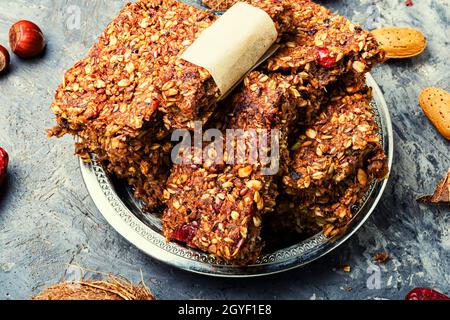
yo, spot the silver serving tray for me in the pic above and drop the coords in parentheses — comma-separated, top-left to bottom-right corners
(80, 73, 393, 277)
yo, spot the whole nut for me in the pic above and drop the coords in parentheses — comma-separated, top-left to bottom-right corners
(0, 45, 10, 73)
(372, 27, 426, 59)
(419, 87, 450, 140)
(0, 147, 9, 187)
(9, 20, 46, 58)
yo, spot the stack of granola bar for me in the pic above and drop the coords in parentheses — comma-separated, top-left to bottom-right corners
(162, 0, 386, 264)
(49, 0, 388, 264)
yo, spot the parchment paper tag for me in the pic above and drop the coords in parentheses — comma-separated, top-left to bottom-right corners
(181, 2, 278, 97)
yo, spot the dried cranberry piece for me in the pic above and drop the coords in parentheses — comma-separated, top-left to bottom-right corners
(172, 223, 197, 245)
(406, 288, 450, 300)
(150, 99, 159, 112)
(316, 47, 336, 68)
(405, 0, 414, 7)
(0, 147, 8, 187)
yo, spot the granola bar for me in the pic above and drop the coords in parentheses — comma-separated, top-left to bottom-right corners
(162, 71, 304, 264)
(207, 0, 385, 122)
(203, 0, 385, 86)
(262, 0, 385, 132)
(51, 0, 220, 134)
(74, 126, 174, 210)
(284, 87, 387, 190)
(49, 0, 298, 139)
(282, 86, 388, 236)
(265, 0, 385, 75)
(268, 178, 368, 237)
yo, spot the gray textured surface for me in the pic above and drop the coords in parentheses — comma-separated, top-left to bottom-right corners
(0, 0, 449, 300)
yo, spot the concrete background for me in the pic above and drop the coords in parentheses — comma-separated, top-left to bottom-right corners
(0, 0, 449, 300)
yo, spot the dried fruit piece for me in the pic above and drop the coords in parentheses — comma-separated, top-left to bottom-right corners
(406, 288, 450, 300)
(9, 20, 46, 58)
(171, 223, 197, 245)
(372, 27, 426, 59)
(419, 87, 450, 140)
(417, 168, 450, 204)
(0, 147, 9, 187)
(316, 47, 336, 68)
(0, 45, 10, 74)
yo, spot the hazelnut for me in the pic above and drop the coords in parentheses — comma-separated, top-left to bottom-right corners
(0, 45, 10, 74)
(9, 20, 46, 58)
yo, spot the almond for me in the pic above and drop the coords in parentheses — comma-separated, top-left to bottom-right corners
(372, 27, 426, 59)
(419, 87, 450, 140)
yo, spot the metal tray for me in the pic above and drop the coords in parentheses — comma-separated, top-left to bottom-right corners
(80, 73, 393, 277)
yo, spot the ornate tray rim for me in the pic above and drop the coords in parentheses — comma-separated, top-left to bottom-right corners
(79, 73, 394, 277)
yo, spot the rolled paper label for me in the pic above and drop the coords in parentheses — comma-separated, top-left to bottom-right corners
(181, 2, 278, 97)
